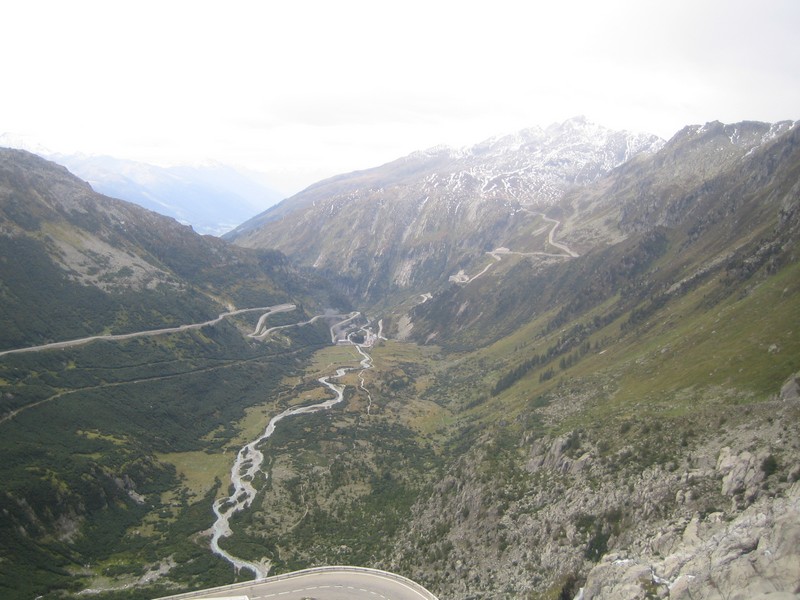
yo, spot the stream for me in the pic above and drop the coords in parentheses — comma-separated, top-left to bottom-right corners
(209, 310, 378, 578)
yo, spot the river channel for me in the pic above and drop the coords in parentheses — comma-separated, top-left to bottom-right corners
(209, 310, 377, 578)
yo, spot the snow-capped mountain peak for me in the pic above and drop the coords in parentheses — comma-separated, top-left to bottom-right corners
(229, 118, 666, 300)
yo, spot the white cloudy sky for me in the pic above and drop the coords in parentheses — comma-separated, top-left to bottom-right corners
(2, 0, 799, 194)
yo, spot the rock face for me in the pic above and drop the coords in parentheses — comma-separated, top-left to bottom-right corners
(781, 372, 800, 403)
(717, 447, 766, 499)
(581, 483, 800, 599)
(386, 388, 800, 600)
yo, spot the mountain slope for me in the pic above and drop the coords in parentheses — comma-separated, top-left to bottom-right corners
(223, 119, 800, 599)
(375, 121, 800, 598)
(0, 148, 336, 351)
(407, 120, 800, 350)
(0, 149, 345, 599)
(226, 118, 664, 303)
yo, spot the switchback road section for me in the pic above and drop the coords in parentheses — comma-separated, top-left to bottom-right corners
(155, 566, 439, 600)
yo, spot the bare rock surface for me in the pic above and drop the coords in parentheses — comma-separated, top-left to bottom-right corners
(388, 390, 800, 600)
(580, 482, 800, 599)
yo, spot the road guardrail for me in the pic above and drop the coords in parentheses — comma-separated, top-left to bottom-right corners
(154, 565, 439, 600)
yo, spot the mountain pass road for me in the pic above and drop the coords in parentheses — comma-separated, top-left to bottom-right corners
(155, 567, 439, 600)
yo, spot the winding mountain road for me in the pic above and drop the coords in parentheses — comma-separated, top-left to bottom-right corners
(0, 304, 297, 357)
(0, 304, 302, 426)
(155, 566, 438, 600)
(539, 214, 579, 257)
(449, 212, 579, 285)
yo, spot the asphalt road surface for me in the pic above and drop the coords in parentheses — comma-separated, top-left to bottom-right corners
(155, 567, 439, 600)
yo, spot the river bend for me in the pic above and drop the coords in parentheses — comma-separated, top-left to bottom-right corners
(210, 312, 378, 578)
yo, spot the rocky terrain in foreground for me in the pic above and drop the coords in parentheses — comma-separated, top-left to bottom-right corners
(386, 375, 800, 599)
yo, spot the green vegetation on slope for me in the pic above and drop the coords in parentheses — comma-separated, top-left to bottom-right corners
(0, 315, 331, 600)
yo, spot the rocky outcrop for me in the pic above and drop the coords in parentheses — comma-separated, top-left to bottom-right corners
(387, 388, 800, 600)
(716, 447, 767, 500)
(580, 482, 800, 599)
(780, 372, 800, 403)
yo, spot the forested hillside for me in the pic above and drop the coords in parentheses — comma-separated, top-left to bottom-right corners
(0, 149, 344, 599)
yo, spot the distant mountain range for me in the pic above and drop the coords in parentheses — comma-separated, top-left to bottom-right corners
(0, 134, 284, 236)
(51, 155, 285, 236)
(226, 117, 665, 301)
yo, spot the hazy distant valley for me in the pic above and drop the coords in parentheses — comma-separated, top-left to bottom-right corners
(0, 136, 284, 237)
(1, 117, 799, 600)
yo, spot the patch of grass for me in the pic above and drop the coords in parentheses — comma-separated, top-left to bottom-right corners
(77, 429, 129, 446)
(157, 451, 233, 499)
(604, 262, 800, 412)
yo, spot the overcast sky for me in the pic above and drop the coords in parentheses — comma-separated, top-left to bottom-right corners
(2, 0, 798, 194)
